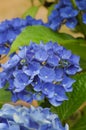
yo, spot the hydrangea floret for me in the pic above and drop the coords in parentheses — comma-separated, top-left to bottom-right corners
(0, 104, 69, 130)
(0, 0, 86, 55)
(0, 16, 46, 55)
(0, 41, 81, 106)
(48, 0, 86, 30)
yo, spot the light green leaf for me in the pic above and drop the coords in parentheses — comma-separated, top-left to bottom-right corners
(51, 72, 86, 122)
(22, 6, 39, 18)
(9, 26, 86, 63)
(8, 25, 73, 54)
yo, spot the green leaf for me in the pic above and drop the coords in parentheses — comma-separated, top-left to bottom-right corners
(0, 88, 11, 107)
(72, 116, 86, 130)
(22, 6, 39, 18)
(80, 59, 86, 71)
(51, 72, 86, 122)
(8, 25, 73, 54)
(70, 107, 86, 130)
(9, 26, 86, 63)
(48, 4, 55, 16)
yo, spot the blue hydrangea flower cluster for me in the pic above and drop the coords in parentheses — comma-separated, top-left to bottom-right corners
(75, 0, 86, 10)
(0, 16, 45, 55)
(0, 104, 69, 130)
(0, 41, 81, 106)
(48, 0, 86, 30)
(0, 1, 86, 55)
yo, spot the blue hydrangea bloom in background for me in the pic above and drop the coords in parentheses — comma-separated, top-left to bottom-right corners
(0, 16, 46, 55)
(0, 0, 86, 55)
(0, 104, 69, 130)
(48, 0, 86, 30)
(0, 41, 81, 106)
(75, 0, 86, 10)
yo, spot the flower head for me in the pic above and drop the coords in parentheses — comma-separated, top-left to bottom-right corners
(75, 0, 86, 10)
(0, 16, 45, 55)
(0, 41, 81, 106)
(0, 104, 69, 130)
(48, 0, 86, 30)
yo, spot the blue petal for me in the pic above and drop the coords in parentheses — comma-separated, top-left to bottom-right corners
(0, 72, 7, 88)
(58, 48, 71, 60)
(0, 46, 9, 54)
(55, 68, 63, 82)
(53, 43, 63, 54)
(49, 17, 62, 30)
(65, 65, 82, 75)
(48, 10, 59, 21)
(0, 20, 9, 32)
(38, 66, 55, 82)
(7, 29, 17, 43)
(49, 98, 62, 106)
(54, 85, 68, 101)
(10, 18, 26, 29)
(0, 32, 7, 44)
(47, 54, 59, 67)
(45, 41, 53, 51)
(66, 18, 78, 28)
(35, 48, 48, 62)
(75, 0, 86, 10)
(23, 61, 40, 78)
(69, 54, 80, 65)
(32, 78, 43, 92)
(13, 70, 32, 92)
(61, 76, 75, 92)
(18, 46, 27, 58)
(60, 6, 78, 18)
(82, 13, 86, 24)
(63, 0, 72, 6)
(0, 123, 8, 130)
(42, 83, 55, 98)
(16, 91, 33, 102)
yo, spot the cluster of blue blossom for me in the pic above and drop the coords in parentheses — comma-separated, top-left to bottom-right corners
(0, 2, 82, 129)
(0, 16, 45, 55)
(48, 0, 86, 30)
(0, 0, 86, 55)
(0, 104, 69, 130)
(0, 42, 81, 106)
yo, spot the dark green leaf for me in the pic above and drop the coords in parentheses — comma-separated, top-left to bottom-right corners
(70, 107, 86, 130)
(0, 88, 11, 107)
(80, 59, 86, 71)
(51, 72, 86, 122)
